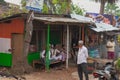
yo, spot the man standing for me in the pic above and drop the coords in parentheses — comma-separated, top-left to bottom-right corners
(106, 38, 115, 59)
(77, 40, 89, 80)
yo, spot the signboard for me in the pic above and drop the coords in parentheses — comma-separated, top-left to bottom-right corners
(86, 13, 111, 24)
(86, 12, 120, 27)
(26, 0, 44, 12)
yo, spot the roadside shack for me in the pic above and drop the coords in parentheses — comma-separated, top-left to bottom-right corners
(29, 13, 94, 69)
(0, 13, 94, 69)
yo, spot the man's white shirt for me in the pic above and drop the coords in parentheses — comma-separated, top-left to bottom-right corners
(77, 46, 88, 64)
(107, 41, 115, 52)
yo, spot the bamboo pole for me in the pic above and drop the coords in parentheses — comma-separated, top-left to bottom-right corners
(45, 24, 50, 71)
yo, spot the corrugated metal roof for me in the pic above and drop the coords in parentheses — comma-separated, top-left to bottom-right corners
(33, 16, 80, 23)
(70, 14, 94, 23)
(91, 23, 120, 32)
(33, 14, 93, 24)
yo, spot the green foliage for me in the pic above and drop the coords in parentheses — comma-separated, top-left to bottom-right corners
(0, 0, 5, 4)
(52, 0, 59, 4)
(0, 0, 28, 18)
(42, 4, 49, 13)
(116, 58, 120, 69)
(20, 0, 85, 15)
(71, 3, 85, 15)
(104, 3, 120, 16)
(44, 0, 70, 14)
(21, 0, 26, 7)
(91, 0, 119, 14)
(43, 0, 85, 15)
(21, 0, 28, 13)
(21, 7, 29, 13)
(0, 6, 19, 17)
(0, 5, 28, 18)
(52, 2, 68, 14)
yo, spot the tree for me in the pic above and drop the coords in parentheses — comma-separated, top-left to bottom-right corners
(70, 3, 85, 15)
(0, 4, 28, 18)
(104, 3, 120, 16)
(0, 0, 6, 4)
(21, 0, 85, 15)
(21, 0, 28, 13)
(42, 0, 71, 14)
(91, 0, 119, 14)
(1, 6, 19, 17)
(0, 0, 28, 18)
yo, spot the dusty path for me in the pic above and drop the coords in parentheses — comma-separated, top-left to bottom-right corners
(0, 59, 114, 80)
(0, 66, 98, 80)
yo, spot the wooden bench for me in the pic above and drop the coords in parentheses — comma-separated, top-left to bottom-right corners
(32, 59, 62, 68)
(32, 60, 42, 68)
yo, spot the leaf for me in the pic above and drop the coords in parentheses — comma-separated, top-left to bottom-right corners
(104, 3, 120, 16)
(70, 3, 85, 15)
(52, 0, 59, 4)
(21, 0, 26, 7)
(42, 4, 49, 13)
(116, 58, 120, 69)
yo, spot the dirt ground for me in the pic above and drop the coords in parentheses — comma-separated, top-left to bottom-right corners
(0, 59, 114, 80)
(0, 66, 97, 80)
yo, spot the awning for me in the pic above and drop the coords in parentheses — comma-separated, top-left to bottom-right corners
(33, 16, 79, 23)
(91, 23, 120, 32)
(33, 14, 94, 24)
(70, 14, 94, 23)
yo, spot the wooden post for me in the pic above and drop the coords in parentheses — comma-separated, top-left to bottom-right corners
(36, 30, 39, 51)
(79, 26, 82, 40)
(66, 24, 69, 69)
(82, 24, 84, 41)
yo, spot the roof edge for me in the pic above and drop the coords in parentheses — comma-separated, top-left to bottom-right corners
(0, 13, 27, 22)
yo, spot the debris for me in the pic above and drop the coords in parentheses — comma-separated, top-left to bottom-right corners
(0, 67, 26, 80)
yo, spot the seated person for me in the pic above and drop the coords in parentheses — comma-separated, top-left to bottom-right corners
(60, 44, 67, 62)
(40, 46, 46, 64)
(41, 49, 46, 59)
(40, 45, 53, 60)
(40, 44, 62, 63)
(50, 44, 62, 61)
(40, 45, 53, 62)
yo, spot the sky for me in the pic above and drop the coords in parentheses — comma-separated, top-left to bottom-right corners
(5, 0, 21, 5)
(72, 0, 100, 13)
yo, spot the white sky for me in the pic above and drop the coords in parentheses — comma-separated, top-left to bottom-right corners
(5, 0, 21, 5)
(72, 0, 100, 13)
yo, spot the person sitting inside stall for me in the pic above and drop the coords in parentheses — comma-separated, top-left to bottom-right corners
(50, 44, 62, 61)
(40, 44, 54, 64)
(40, 44, 53, 61)
(60, 44, 67, 62)
(40, 46, 46, 64)
(40, 44, 62, 64)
